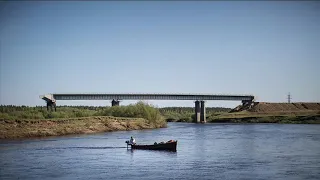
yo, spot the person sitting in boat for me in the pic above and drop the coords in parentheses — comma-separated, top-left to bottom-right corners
(129, 136, 136, 145)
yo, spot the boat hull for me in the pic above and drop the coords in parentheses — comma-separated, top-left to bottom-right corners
(131, 141, 177, 152)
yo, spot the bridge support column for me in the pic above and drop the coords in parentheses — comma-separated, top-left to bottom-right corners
(200, 101, 206, 123)
(111, 99, 120, 106)
(195, 101, 201, 123)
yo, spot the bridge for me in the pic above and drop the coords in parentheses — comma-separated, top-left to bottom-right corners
(40, 93, 255, 123)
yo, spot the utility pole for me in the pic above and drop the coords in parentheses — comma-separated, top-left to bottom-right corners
(287, 92, 292, 103)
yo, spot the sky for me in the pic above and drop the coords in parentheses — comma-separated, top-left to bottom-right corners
(0, 1, 319, 108)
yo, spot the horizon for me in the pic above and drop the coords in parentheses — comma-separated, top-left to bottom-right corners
(1, 1, 319, 108)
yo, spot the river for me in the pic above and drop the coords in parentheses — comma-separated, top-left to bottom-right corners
(1, 123, 320, 180)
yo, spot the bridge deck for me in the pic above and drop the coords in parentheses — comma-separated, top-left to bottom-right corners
(41, 93, 254, 101)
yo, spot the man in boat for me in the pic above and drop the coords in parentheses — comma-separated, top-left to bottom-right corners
(129, 136, 136, 145)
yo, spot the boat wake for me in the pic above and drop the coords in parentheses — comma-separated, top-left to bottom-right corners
(35, 146, 127, 150)
(67, 146, 127, 149)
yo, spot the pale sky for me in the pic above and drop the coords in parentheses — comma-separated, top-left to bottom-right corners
(0, 1, 319, 108)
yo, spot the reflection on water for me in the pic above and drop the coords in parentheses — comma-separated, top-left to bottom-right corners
(1, 123, 320, 180)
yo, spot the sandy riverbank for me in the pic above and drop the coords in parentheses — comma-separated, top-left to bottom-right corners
(0, 116, 167, 139)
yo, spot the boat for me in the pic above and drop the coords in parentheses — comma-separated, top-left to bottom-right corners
(126, 140, 177, 152)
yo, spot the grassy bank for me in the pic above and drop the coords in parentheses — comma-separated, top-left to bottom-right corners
(0, 116, 166, 139)
(0, 102, 167, 139)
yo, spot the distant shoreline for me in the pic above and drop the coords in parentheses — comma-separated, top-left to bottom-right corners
(208, 114, 320, 124)
(209, 102, 320, 124)
(164, 102, 320, 124)
(167, 113, 320, 124)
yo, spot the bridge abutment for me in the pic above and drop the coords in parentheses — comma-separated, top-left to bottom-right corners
(242, 100, 253, 106)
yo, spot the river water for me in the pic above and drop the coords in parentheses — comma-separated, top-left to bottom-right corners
(1, 123, 320, 180)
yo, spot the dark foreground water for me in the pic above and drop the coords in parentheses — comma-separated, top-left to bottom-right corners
(1, 123, 320, 180)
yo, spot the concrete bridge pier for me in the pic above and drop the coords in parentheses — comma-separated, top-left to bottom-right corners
(111, 99, 120, 106)
(195, 101, 201, 123)
(194, 100, 206, 123)
(200, 101, 206, 123)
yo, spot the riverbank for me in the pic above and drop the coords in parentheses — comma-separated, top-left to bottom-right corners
(208, 112, 320, 124)
(168, 113, 320, 124)
(166, 102, 320, 124)
(0, 116, 167, 139)
(213, 102, 320, 124)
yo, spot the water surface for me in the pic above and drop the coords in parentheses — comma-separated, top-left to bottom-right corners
(1, 123, 320, 180)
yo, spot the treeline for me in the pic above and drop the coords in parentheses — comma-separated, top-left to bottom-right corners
(159, 107, 231, 122)
(0, 105, 231, 113)
(159, 107, 231, 113)
(0, 105, 96, 120)
(0, 105, 231, 123)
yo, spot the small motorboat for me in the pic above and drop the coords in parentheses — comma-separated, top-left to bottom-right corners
(126, 140, 177, 152)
